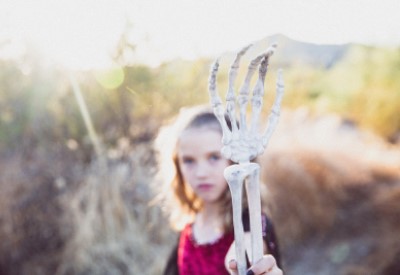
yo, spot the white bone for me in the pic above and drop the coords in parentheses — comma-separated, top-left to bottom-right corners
(244, 163, 263, 263)
(208, 43, 284, 275)
(209, 60, 233, 150)
(226, 44, 252, 137)
(250, 45, 276, 138)
(237, 49, 267, 137)
(262, 69, 284, 148)
(224, 165, 248, 275)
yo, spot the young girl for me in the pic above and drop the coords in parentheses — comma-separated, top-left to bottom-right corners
(155, 105, 282, 275)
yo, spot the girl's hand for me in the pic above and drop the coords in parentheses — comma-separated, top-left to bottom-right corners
(228, 255, 283, 275)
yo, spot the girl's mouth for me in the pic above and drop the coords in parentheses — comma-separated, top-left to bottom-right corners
(197, 184, 213, 191)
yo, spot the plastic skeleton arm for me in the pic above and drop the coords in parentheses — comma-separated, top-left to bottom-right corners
(208, 44, 284, 275)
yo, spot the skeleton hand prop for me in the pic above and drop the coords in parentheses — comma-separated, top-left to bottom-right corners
(208, 44, 284, 275)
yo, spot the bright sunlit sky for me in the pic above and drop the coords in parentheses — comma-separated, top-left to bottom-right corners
(1, 0, 399, 69)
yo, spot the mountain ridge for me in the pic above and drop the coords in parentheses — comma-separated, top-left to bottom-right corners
(220, 33, 351, 69)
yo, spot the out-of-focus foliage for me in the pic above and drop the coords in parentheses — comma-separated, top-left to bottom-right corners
(0, 42, 399, 156)
(283, 45, 400, 139)
(0, 37, 400, 274)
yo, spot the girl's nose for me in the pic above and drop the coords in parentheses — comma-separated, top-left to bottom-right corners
(195, 161, 210, 177)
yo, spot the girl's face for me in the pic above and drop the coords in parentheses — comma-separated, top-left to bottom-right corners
(177, 127, 230, 205)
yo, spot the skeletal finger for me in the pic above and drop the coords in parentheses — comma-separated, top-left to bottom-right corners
(228, 44, 252, 90)
(262, 69, 284, 148)
(209, 59, 222, 108)
(208, 59, 233, 145)
(249, 44, 277, 135)
(227, 44, 252, 136)
(237, 48, 270, 135)
(258, 44, 276, 82)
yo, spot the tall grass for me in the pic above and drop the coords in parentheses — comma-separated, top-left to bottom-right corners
(54, 78, 175, 275)
(57, 158, 172, 275)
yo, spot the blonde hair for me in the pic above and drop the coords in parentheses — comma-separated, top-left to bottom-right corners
(154, 105, 234, 231)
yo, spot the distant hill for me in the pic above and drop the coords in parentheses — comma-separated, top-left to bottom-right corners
(223, 34, 351, 69)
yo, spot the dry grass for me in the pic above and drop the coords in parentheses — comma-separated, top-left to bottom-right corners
(0, 109, 399, 275)
(0, 144, 175, 275)
(0, 151, 72, 275)
(260, 109, 400, 274)
(55, 146, 176, 275)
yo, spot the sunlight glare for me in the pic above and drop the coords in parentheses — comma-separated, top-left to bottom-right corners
(94, 66, 125, 90)
(3, 0, 127, 70)
(1, 0, 399, 68)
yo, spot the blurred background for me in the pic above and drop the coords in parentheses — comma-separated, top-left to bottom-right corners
(1, 1, 399, 274)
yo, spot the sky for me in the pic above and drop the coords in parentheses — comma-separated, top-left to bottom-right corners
(1, 0, 399, 69)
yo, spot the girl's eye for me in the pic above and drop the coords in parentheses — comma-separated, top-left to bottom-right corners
(209, 154, 221, 161)
(182, 157, 194, 165)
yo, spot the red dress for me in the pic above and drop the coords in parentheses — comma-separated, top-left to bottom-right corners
(177, 224, 234, 275)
